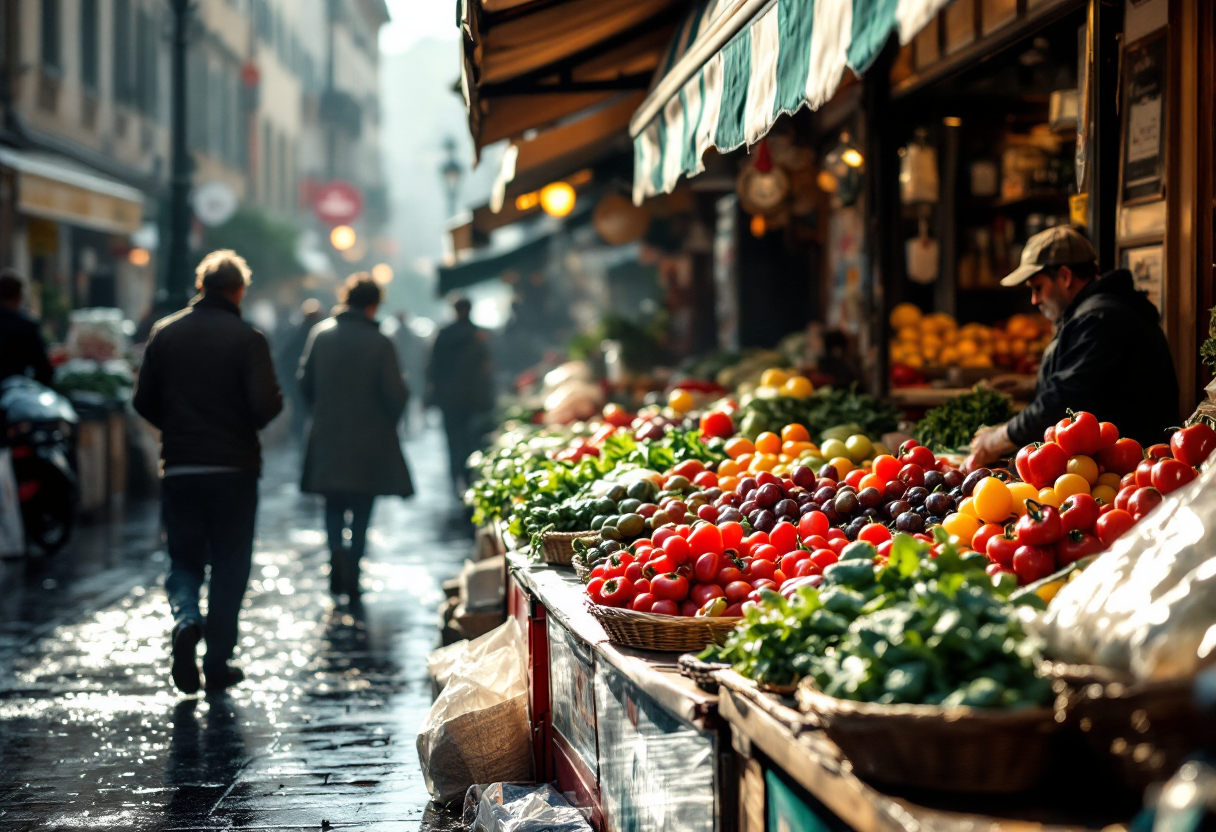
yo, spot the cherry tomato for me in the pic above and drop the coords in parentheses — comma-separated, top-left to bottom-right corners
(902, 445, 936, 469)
(1057, 531, 1104, 565)
(1096, 421, 1119, 451)
(1134, 459, 1156, 489)
(751, 544, 779, 562)
(599, 576, 635, 607)
(1012, 545, 1055, 585)
(1114, 485, 1137, 512)
(693, 552, 721, 584)
(1127, 487, 1163, 520)
(769, 522, 798, 555)
(1059, 493, 1101, 534)
(699, 410, 735, 439)
(971, 523, 1005, 556)
(719, 520, 744, 552)
(873, 455, 901, 483)
(716, 566, 745, 586)
(1151, 458, 1197, 495)
(1097, 438, 1144, 476)
(587, 577, 606, 605)
(898, 464, 925, 487)
(1145, 444, 1172, 460)
(1095, 509, 1136, 548)
(651, 572, 689, 602)
(631, 593, 656, 612)
(724, 581, 753, 604)
(745, 559, 777, 581)
(690, 582, 725, 608)
(857, 523, 892, 546)
(986, 529, 1019, 568)
(1015, 500, 1063, 546)
(1170, 423, 1216, 467)
(688, 523, 724, 557)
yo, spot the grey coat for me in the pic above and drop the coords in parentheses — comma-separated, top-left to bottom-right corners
(299, 310, 413, 497)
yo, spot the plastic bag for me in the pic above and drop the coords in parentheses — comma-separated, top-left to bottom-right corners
(416, 619, 533, 804)
(426, 618, 525, 693)
(1031, 459, 1216, 680)
(0, 449, 24, 556)
(461, 783, 592, 832)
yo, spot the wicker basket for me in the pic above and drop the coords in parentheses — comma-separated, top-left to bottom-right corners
(678, 654, 730, 692)
(796, 682, 1058, 793)
(1045, 661, 1216, 791)
(570, 550, 592, 582)
(587, 603, 741, 652)
(538, 530, 599, 566)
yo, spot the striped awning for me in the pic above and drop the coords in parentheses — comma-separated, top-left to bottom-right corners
(630, 0, 951, 203)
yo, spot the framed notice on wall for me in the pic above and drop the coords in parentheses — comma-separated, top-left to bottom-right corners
(1121, 244, 1164, 318)
(1120, 31, 1167, 203)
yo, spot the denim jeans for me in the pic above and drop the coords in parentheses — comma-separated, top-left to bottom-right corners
(162, 471, 258, 672)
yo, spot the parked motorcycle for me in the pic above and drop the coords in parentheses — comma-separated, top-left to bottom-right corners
(0, 377, 78, 555)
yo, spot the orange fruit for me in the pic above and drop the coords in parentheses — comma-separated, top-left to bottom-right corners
(717, 460, 741, 477)
(781, 423, 811, 443)
(725, 437, 755, 459)
(755, 432, 782, 455)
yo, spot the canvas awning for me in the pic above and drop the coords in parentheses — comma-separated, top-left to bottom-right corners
(0, 146, 145, 234)
(630, 0, 952, 203)
(438, 231, 554, 294)
(459, 0, 686, 154)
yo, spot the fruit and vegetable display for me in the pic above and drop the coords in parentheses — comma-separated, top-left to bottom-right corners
(734, 375, 901, 441)
(912, 387, 1014, 452)
(702, 532, 1051, 706)
(887, 303, 1051, 376)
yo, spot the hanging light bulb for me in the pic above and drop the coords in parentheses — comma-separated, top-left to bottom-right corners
(750, 214, 767, 237)
(540, 182, 576, 217)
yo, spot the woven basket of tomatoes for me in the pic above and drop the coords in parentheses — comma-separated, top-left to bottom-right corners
(586, 602, 742, 652)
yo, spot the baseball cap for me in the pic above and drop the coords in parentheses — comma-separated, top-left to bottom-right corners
(1000, 225, 1098, 287)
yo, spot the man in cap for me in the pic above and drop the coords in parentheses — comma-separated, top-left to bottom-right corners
(969, 225, 1178, 467)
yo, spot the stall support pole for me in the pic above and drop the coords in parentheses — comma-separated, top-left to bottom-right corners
(1088, 0, 1122, 272)
(865, 43, 898, 397)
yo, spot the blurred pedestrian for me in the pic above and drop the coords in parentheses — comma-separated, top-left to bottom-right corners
(390, 311, 425, 434)
(299, 274, 412, 604)
(0, 269, 53, 385)
(277, 299, 325, 446)
(426, 297, 493, 494)
(132, 250, 283, 694)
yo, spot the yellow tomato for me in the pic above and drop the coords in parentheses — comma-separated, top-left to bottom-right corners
(1037, 487, 1062, 508)
(829, 456, 855, 476)
(1097, 472, 1123, 490)
(782, 376, 814, 399)
(725, 437, 756, 459)
(668, 389, 695, 413)
(1007, 482, 1039, 517)
(755, 432, 782, 455)
(717, 460, 741, 477)
(1036, 580, 1066, 604)
(760, 368, 790, 387)
(736, 453, 753, 470)
(1091, 484, 1117, 505)
(972, 477, 1013, 524)
(718, 475, 740, 492)
(778, 454, 792, 464)
(958, 497, 979, 518)
(773, 465, 790, 477)
(781, 423, 811, 443)
(1054, 473, 1090, 500)
(750, 454, 778, 473)
(942, 512, 981, 546)
(1067, 455, 1099, 486)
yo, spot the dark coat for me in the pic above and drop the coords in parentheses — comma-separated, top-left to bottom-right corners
(425, 318, 493, 414)
(0, 306, 53, 385)
(1006, 269, 1180, 448)
(133, 293, 283, 473)
(299, 310, 413, 497)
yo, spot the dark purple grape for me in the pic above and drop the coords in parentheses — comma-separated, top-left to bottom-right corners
(818, 465, 840, 481)
(754, 483, 782, 508)
(884, 480, 907, 501)
(796, 491, 815, 505)
(861, 507, 880, 520)
(834, 491, 859, 515)
(857, 487, 883, 509)
(814, 486, 837, 504)
(666, 501, 687, 522)
(823, 505, 841, 524)
(895, 512, 924, 533)
(717, 507, 743, 524)
(905, 486, 929, 507)
(722, 492, 743, 507)
(837, 484, 856, 495)
(703, 488, 723, 502)
(792, 466, 816, 489)
(924, 492, 953, 516)
(799, 502, 822, 517)
(961, 469, 991, 496)
(924, 471, 945, 492)
(924, 515, 942, 527)
(885, 499, 911, 520)
(737, 477, 758, 497)
(740, 499, 758, 515)
(752, 510, 776, 533)
(845, 523, 861, 541)
(774, 499, 799, 520)
(942, 470, 965, 490)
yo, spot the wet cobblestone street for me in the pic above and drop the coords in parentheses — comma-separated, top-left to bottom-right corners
(0, 426, 471, 831)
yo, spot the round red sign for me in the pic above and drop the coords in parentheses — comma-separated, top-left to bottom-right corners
(313, 181, 364, 226)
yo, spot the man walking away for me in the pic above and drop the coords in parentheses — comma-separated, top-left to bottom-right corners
(0, 270, 54, 385)
(390, 311, 426, 435)
(133, 250, 283, 694)
(299, 275, 412, 604)
(277, 299, 324, 446)
(426, 297, 493, 494)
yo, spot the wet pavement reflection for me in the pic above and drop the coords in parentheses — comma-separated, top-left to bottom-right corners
(0, 425, 473, 830)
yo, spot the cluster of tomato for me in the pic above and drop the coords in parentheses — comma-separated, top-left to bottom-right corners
(954, 411, 1216, 586)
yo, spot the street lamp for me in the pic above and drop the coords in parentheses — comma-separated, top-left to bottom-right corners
(159, 0, 193, 312)
(439, 137, 463, 219)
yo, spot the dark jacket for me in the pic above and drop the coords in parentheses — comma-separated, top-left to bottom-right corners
(299, 310, 413, 497)
(133, 293, 283, 473)
(0, 306, 53, 385)
(426, 318, 493, 413)
(1007, 269, 1179, 448)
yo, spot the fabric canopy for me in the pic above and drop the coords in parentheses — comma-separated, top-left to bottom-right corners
(437, 232, 553, 294)
(630, 0, 951, 203)
(459, 0, 685, 153)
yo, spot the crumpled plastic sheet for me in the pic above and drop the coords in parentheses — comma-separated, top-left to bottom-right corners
(595, 661, 717, 832)
(461, 783, 592, 832)
(427, 618, 526, 693)
(1030, 459, 1216, 680)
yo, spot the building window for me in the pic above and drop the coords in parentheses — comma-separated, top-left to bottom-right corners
(41, 0, 61, 73)
(113, 0, 133, 104)
(80, 0, 99, 92)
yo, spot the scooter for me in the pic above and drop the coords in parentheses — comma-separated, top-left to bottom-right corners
(0, 377, 78, 555)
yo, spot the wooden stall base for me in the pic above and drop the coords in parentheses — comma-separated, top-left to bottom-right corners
(717, 671, 1138, 832)
(553, 731, 605, 832)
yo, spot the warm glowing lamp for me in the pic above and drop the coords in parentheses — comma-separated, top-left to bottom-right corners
(128, 247, 151, 266)
(330, 225, 357, 251)
(540, 182, 576, 218)
(371, 263, 394, 285)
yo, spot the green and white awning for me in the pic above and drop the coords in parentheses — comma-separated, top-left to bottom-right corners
(630, 0, 951, 203)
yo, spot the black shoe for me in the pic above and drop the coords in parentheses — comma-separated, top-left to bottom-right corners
(203, 664, 244, 692)
(171, 621, 203, 694)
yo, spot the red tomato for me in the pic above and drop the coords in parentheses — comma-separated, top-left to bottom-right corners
(651, 527, 676, 548)
(1012, 545, 1055, 585)
(647, 553, 675, 575)
(857, 524, 892, 546)
(749, 579, 778, 592)
(897, 464, 925, 487)
(802, 534, 830, 551)
(873, 455, 901, 483)
(724, 581, 753, 604)
(693, 552, 721, 584)
(688, 523, 724, 557)
(676, 600, 697, 617)
(877, 540, 894, 558)
(1114, 485, 1137, 512)
(741, 532, 770, 551)
(587, 577, 606, 605)
(1057, 531, 1104, 565)
(590, 564, 608, 580)
(825, 528, 847, 542)
(719, 521, 744, 552)
(723, 602, 744, 617)
(798, 511, 829, 539)
(651, 599, 679, 616)
(1151, 458, 1197, 495)
(986, 562, 1014, 578)
(1134, 459, 1157, 488)
(1096, 421, 1119, 451)
(751, 544, 779, 562)
(651, 573, 689, 602)
(745, 559, 777, 581)
(1015, 445, 1035, 484)
(624, 563, 644, 583)
(769, 522, 797, 555)
(672, 460, 706, 479)
(599, 577, 635, 607)
(675, 524, 693, 538)
(693, 471, 719, 489)
(690, 582, 725, 607)
(828, 537, 848, 555)
(794, 559, 821, 577)
(699, 410, 735, 439)
(1015, 502, 1064, 547)
(662, 534, 691, 564)
(631, 593, 656, 612)
(716, 566, 745, 586)
(1060, 493, 1101, 533)
(634, 578, 650, 595)
(902, 445, 936, 469)
(1127, 487, 1163, 520)
(1043, 425, 1056, 443)
(1097, 438, 1144, 476)
(844, 469, 866, 489)
(1145, 444, 1172, 460)
(809, 549, 838, 570)
(986, 530, 1019, 568)
(971, 523, 1005, 556)
(1096, 509, 1136, 547)
(1170, 423, 1216, 467)
(603, 403, 634, 428)
(1055, 411, 1102, 457)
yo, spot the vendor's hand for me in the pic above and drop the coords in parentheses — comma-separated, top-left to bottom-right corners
(968, 423, 1015, 471)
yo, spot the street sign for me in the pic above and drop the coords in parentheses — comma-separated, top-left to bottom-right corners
(313, 181, 364, 226)
(191, 180, 238, 227)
